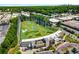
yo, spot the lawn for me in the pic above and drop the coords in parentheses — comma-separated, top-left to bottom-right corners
(21, 20, 58, 39)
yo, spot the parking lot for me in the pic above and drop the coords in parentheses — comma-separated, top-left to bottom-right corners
(0, 12, 11, 44)
(0, 25, 9, 44)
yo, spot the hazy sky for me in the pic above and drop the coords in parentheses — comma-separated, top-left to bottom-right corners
(0, 0, 79, 6)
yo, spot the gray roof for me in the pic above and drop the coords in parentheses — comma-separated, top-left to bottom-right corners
(63, 20, 79, 29)
(35, 51, 53, 54)
(20, 42, 31, 47)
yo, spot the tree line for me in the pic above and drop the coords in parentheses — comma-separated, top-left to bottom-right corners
(0, 17, 18, 54)
(0, 5, 79, 15)
(31, 14, 51, 27)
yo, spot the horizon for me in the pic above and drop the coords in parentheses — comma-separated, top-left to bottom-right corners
(0, 0, 79, 6)
(0, 4, 79, 6)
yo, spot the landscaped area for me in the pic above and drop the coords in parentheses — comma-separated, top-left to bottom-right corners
(21, 20, 58, 39)
(64, 35, 79, 44)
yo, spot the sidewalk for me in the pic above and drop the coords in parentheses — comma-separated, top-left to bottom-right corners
(21, 30, 62, 42)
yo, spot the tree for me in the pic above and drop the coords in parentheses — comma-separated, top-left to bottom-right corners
(1, 39, 10, 49)
(71, 48, 78, 54)
(0, 17, 18, 53)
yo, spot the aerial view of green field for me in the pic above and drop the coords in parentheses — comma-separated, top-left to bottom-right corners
(21, 20, 57, 39)
(0, 4, 79, 54)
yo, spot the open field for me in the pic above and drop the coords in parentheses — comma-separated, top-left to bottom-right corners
(21, 20, 57, 39)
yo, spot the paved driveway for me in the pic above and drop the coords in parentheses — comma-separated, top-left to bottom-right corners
(0, 25, 9, 44)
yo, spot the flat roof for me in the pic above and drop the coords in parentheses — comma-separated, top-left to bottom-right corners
(58, 16, 73, 20)
(63, 20, 79, 29)
(49, 18, 59, 22)
(58, 15, 79, 20)
(35, 51, 53, 54)
(0, 14, 11, 24)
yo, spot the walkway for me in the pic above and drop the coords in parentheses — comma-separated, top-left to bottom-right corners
(21, 30, 62, 42)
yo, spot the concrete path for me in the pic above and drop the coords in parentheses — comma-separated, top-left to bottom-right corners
(21, 30, 62, 42)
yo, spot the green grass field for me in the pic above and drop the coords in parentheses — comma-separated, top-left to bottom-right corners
(21, 20, 58, 39)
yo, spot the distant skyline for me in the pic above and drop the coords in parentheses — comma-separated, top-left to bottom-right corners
(0, 0, 79, 6)
(0, 4, 79, 6)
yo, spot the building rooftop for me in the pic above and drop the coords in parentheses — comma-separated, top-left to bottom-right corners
(58, 15, 79, 21)
(49, 18, 60, 22)
(63, 20, 79, 29)
(0, 14, 11, 24)
(35, 51, 53, 54)
(12, 13, 19, 18)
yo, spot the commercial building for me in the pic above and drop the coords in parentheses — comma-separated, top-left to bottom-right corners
(61, 20, 79, 34)
(49, 18, 60, 26)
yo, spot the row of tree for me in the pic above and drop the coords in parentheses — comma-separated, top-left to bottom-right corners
(31, 14, 51, 27)
(0, 17, 18, 54)
(0, 5, 79, 15)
